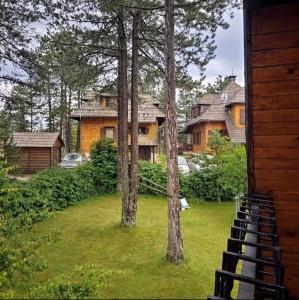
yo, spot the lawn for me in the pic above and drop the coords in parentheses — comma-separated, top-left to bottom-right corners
(23, 194, 234, 299)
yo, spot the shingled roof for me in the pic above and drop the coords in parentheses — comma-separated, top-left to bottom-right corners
(181, 77, 245, 143)
(13, 132, 64, 148)
(70, 93, 165, 124)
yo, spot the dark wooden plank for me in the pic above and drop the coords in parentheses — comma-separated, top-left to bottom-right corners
(253, 109, 299, 122)
(254, 159, 299, 170)
(273, 191, 299, 202)
(253, 122, 299, 135)
(252, 64, 299, 83)
(254, 136, 299, 148)
(254, 3, 299, 18)
(252, 80, 299, 96)
(254, 148, 299, 159)
(255, 178, 299, 193)
(252, 47, 299, 67)
(252, 95, 299, 110)
(252, 14, 299, 35)
(255, 169, 299, 181)
(253, 109, 299, 125)
(252, 30, 299, 51)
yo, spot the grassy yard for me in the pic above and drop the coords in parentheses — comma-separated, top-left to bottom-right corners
(23, 194, 234, 299)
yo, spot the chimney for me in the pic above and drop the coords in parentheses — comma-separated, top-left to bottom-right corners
(228, 74, 237, 82)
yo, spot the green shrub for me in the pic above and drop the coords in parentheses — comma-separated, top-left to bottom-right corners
(89, 139, 117, 193)
(30, 264, 112, 299)
(187, 132, 247, 202)
(0, 164, 97, 223)
(139, 161, 167, 195)
(0, 214, 60, 298)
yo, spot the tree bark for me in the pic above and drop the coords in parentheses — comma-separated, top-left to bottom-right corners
(59, 78, 64, 137)
(165, 0, 183, 264)
(66, 86, 72, 153)
(129, 11, 141, 226)
(76, 89, 81, 152)
(47, 77, 52, 132)
(117, 9, 130, 226)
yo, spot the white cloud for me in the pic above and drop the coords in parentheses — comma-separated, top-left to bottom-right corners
(189, 8, 244, 86)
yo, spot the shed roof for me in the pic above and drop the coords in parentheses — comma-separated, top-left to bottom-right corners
(13, 132, 65, 148)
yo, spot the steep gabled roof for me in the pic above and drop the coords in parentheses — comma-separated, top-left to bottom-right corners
(183, 104, 227, 129)
(70, 93, 165, 124)
(181, 77, 246, 143)
(226, 88, 245, 106)
(13, 132, 65, 148)
(198, 93, 220, 105)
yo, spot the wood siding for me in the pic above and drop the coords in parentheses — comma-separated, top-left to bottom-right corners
(80, 117, 159, 154)
(231, 104, 246, 128)
(192, 122, 227, 153)
(18, 147, 51, 174)
(246, 3, 299, 297)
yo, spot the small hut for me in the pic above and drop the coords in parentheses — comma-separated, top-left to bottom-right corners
(13, 132, 65, 174)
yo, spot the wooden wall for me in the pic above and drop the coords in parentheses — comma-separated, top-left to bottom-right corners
(245, 3, 299, 298)
(18, 147, 51, 174)
(192, 122, 227, 153)
(80, 117, 159, 154)
(231, 104, 245, 128)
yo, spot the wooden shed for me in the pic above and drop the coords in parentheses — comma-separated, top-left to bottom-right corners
(13, 132, 64, 174)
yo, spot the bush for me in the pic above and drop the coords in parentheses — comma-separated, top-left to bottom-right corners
(0, 214, 60, 298)
(89, 139, 117, 193)
(0, 163, 97, 223)
(187, 132, 247, 201)
(139, 161, 167, 195)
(30, 265, 112, 299)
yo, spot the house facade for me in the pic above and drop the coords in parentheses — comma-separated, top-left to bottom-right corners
(181, 75, 246, 153)
(70, 92, 165, 162)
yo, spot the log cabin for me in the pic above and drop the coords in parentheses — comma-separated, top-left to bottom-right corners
(181, 76, 246, 153)
(70, 92, 165, 162)
(12, 132, 64, 174)
(209, 1, 299, 299)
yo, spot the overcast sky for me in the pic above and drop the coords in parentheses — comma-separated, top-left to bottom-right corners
(1, 8, 244, 97)
(189, 8, 244, 86)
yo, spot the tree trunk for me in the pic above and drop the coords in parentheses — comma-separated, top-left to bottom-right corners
(117, 9, 130, 226)
(129, 11, 141, 226)
(59, 78, 64, 137)
(66, 86, 72, 153)
(76, 89, 81, 152)
(47, 77, 52, 132)
(165, 0, 183, 264)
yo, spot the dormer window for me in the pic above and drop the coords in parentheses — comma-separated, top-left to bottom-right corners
(106, 98, 114, 108)
(192, 106, 200, 118)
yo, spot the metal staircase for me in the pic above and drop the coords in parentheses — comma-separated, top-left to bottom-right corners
(208, 194, 288, 300)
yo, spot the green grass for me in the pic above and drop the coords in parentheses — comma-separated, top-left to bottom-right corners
(24, 194, 234, 299)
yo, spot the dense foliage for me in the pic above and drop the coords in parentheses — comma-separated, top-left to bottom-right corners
(0, 164, 96, 223)
(187, 132, 247, 201)
(89, 138, 118, 193)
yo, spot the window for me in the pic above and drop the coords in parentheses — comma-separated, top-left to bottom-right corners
(240, 108, 245, 125)
(192, 131, 201, 145)
(100, 127, 115, 139)
(197, 131, 201, 145)
(138, 126, 148, 135)
(106, 98, 114, 108)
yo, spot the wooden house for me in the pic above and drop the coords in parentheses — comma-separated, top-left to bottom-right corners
(209, 1, 299, 299)
(181, 76, 246, 153)
(70, 92, 165, 162)
(13, 132, 64, 174)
